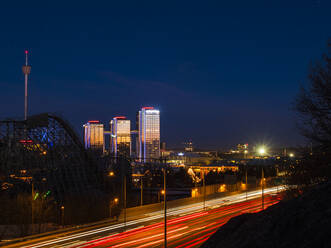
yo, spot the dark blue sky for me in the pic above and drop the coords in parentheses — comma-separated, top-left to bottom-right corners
(1, 1, 330, 149)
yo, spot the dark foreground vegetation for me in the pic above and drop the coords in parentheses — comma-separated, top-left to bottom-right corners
(202, 182, 331, 248)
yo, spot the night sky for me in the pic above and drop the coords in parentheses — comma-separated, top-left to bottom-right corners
(1, 1, 330, 149)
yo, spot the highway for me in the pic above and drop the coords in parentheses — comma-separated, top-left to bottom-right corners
(5, 186, 284, 248)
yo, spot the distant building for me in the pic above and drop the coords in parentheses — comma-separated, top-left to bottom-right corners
(184, 140, 194, 152)
(137, 107, 160, 162)
(110, 116, 131, 157)
(237, 144, 248, 153)
(130, 130, 139, 158)
(161, 142, 168, 157)
(83, 120, 104, 153)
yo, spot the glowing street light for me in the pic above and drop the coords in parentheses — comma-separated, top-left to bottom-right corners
(109, 171, 114, 176)
(109, 198, 119, 218)
(289, 153, 294, 158)
(258, 147, 266, 155)
(60, 205, 65, 228)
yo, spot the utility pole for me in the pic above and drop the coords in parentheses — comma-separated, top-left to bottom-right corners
(61, 205, 65, 228)
(163, 164, 167, 248)
(203, 169, 206, 210)
(262, 167, 264, 210)
(140, 176, 143, 206)
(109, 201, 112, 218)
(123, 175, 127, 231)
(245, 166, 248, 201)
(22, 50, 31, 121)
(31, 181, 34, 233)
(245, 167, 248, 185)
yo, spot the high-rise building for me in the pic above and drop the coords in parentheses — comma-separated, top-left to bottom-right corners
(110, 116, 131, 157)
(138, 107, 160, 162)
(83, 120, 105, 153)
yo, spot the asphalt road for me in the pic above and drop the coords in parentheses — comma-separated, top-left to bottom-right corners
(71, 195, 280, 248)
(5, 186, 283, 248)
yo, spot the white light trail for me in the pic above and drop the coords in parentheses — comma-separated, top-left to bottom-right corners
(24, 186, 285, 248)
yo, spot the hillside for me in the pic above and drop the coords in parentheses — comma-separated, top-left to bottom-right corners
(202, 183, 331, 248)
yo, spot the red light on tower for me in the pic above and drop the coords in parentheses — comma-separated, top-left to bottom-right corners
(142, 107, 154, 110)
(25, 50, 28, 54)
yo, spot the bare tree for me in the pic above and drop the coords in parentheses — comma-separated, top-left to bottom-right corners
(295, 41, 331, 150)
(290, 41, 331, 187)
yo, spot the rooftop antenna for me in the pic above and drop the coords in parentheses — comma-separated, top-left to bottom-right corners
(22, 50, 31, 120)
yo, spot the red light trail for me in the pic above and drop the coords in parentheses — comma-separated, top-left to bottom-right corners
(73, 194, 280, 248)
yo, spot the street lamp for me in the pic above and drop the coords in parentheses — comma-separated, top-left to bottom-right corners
(123, 175, 127, 231)
(158, 189, 165, 203)
(202, 169, 206, 210)
(261, 168, 265, 210)
(109, 198, 119, 219)
(258, 147, 265, 155)
(162, 167, 167, 248)
(60, 205, 65, 228)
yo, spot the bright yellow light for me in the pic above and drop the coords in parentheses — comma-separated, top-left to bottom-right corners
(258, 147, 265, 155)
(220, 184, 226, 192)
(289, 153, 294, 157)
(161, 190, 165, 195)
(109, 171, 114, 176)
(114, 198, 118, 203)
(244, 150, 248, 154)
(61, 205, 64, 210)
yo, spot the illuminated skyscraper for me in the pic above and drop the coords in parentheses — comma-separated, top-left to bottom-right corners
(138, 107, 160, 162)
(83, 120, 104, 153)
(110, 116, 131, 157)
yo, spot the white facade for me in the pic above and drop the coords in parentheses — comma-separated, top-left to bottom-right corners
(138, 107, 160, 162)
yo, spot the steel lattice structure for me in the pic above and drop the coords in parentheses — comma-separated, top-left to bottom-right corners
(0, 113, 100, 200)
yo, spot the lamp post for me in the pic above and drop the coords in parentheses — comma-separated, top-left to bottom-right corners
(261, 168, 264, 210)
(163, 167, 167, 248)
(203, 169, 206, 210)
(140, 175, 143, 206)
(139, 171, 148, 206)
(61, 205, 65, 228)
(123, 175, 127, 231)
(245, 166, 248, 201)
(31, 181, 34, 233)
(109, 198, 119, 219)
